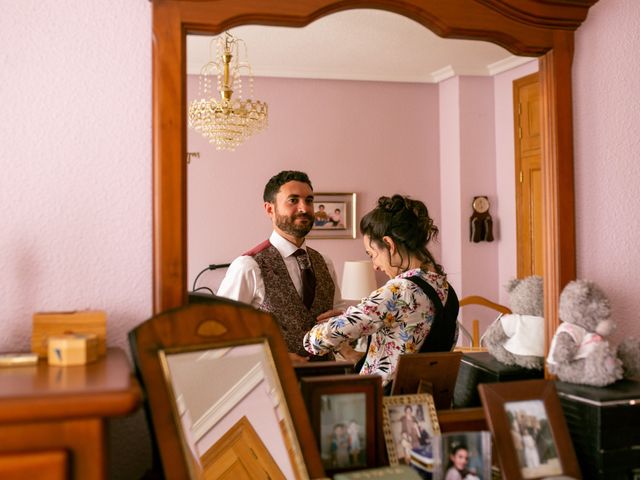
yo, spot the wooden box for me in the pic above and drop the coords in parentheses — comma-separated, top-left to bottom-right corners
(556, 379, 640, 480)
(47, 334, 99, 366)
(452, 352, 543, 408)
(32, 310, 106, 358)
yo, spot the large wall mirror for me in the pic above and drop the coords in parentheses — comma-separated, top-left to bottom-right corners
(185, 9, 539, 332)
(152, 0, 598, 355)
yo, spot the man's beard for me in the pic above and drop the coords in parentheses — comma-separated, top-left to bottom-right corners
(275, 210, 313, 238)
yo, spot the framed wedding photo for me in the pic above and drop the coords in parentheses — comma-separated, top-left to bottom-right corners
(309, 192, 356, 239)
(300, 374, 384, 475)
(479, 379, 581, 480)
(382, 394, 440, 467)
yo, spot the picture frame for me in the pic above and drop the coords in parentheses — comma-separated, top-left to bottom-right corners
(294, 360, 355, 382)
(309, 192, 356, 239)
(390, 352, 463, 409)
(479, 379, 581, 480)
(433, 430, 492, 480)
(300, 374, 385, 475)
(382, 394, 440, 467)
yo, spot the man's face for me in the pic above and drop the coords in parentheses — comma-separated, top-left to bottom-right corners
(266, 180, 314, 239)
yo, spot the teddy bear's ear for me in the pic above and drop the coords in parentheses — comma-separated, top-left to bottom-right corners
(505, 278, 521, 293)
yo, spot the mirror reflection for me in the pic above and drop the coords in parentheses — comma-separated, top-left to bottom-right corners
(186, 9, 540, 335)
(163, 342, 308, 479)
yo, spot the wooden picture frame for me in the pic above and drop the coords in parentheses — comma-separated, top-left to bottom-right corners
(294, 360, 355, 381)
(300, 374, 385, 475)
(382, 394, 440, 467)
(308, 192, 356, 239)
(479, 379, 581, 480)
(390, 351, 463, 409)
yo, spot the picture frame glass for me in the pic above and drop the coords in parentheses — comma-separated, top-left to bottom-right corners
(320, 392, 367, 470)
(309, 193, 356, 239)
(434, 431, 492, 480)
(504, 399, 562, 479)
(300, 374, 384, 475)
(382, 394, 440, 467)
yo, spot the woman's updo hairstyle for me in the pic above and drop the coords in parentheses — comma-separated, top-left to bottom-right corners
(360, 194, 444, 275)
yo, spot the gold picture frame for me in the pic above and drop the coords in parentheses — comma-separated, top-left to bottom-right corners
(382, 393, 440, 466)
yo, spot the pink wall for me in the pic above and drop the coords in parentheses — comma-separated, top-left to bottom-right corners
(2, 0, 638, 477)
(188, 76, 441, 292)
(573, 0, 640, 342)
(0, 1, 152, 478)
(439, 76, 512, 335)
(438, 77, 463, 294)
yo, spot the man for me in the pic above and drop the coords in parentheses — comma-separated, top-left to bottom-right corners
(217, 170, 344, 361)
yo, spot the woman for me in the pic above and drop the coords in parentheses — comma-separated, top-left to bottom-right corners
(303, 194, 457, 388)
(445, 445, 472, 480)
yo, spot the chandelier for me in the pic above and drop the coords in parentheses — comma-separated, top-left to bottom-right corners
(188, 32, 268, 151)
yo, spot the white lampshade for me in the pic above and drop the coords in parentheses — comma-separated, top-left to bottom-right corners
(341, 260, 377, 301)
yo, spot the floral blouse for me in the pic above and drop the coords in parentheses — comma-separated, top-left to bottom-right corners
(303, 268, 451, 386)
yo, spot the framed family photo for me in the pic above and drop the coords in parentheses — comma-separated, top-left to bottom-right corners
(300, 374, 385, 475)
(382, 394, 440, 469)
(309, 192, 356, 239)
(479, 379, 581, 480)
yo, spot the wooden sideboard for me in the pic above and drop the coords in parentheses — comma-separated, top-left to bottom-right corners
(0, 348, 141, 479)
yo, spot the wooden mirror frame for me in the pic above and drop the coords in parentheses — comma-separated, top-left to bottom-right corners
(130, 300, 325, 478)
(151, 0, 599, 358)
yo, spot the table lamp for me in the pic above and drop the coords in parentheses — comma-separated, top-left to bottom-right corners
(341, 260, 377, 302)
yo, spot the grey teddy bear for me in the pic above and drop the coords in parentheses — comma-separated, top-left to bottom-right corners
(482, 276, 545, 370)
(547, 279, 640, 387)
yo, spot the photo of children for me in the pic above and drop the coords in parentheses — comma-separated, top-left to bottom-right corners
(504, 399, 562, 479)
(319, 393, 366, 470)
(313, 201, 346, 230)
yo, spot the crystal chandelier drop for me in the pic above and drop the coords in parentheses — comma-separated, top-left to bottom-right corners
(188, 32, 268, 151)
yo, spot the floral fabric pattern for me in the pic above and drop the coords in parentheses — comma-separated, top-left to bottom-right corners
(303, 268, 450, 385)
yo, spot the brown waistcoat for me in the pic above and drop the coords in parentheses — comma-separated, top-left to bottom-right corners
(250, 241, 335, 356)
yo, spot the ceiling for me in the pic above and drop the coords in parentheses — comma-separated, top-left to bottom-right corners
(186, 9, 535, 83)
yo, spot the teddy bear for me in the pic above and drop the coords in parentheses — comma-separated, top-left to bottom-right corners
(481, 275, 545, 370)
(546, 279, 640, 387)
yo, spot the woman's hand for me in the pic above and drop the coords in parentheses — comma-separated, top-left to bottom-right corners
(335, 344, 364, 363)
(316, 308, 343, 324)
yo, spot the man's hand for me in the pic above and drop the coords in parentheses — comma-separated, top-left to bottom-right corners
(288, 352, 310, 363)
(316, 308, 343, 324)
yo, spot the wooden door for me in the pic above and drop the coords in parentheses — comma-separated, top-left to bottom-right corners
(514, 73, 543, 277)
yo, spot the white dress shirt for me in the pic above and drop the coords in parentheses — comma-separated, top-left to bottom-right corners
(217, 231, 345, 310)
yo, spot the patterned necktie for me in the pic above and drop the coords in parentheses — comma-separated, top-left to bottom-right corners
(293, 248, 316, 309)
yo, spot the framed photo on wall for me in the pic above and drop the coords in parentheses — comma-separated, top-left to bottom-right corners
(479, 379, 581, 480)
(309, 192, 356, 239)
(300, 374, 385, 475)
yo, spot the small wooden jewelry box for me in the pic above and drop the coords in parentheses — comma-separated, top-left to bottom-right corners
(47, 333, 99, 366)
